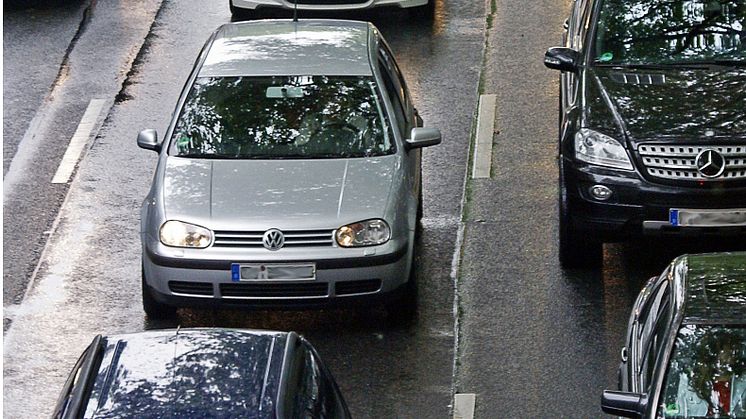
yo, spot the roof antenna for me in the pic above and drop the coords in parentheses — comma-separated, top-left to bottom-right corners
(292, 0, 298, 22)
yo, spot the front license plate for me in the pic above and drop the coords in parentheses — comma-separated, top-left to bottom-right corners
(669, 208, 746, 227)
(231, 263, 316, 281)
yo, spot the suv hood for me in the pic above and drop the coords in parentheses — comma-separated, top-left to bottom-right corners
(161, 155, 398, 230)
(584, 67, 746, 145)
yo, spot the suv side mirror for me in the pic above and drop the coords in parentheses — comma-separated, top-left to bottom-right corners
(601, 390, 647, 418)
(137, 129, 160, 152)
(544, 47, 579, 72)
(406, 127, 441, 150)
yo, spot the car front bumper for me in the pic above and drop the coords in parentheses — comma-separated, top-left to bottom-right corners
(142, 238, 412, 309)
(563, 158, 746, 242)
(231, 0, 428, 11)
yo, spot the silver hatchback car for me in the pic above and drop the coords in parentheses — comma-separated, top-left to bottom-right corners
(138, 20, 441, 318)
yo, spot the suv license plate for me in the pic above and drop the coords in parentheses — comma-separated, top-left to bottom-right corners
(231, 263, 316, 281)
(669, 208, 746, 227)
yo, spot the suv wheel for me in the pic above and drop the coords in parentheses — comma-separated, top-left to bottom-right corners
(558, 180, 602, 269)
(142, 265, 177, 319)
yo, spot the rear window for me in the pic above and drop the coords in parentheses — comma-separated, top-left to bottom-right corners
(594, 0, 746, 65)
(169, 75, 394, 159)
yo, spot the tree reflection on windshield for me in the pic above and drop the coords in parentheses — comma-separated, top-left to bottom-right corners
(594, 0, 746, 65)
(170, 75, 393, 159)
(659, 325, 746, 418)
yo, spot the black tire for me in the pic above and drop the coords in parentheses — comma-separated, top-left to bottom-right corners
(408, 1, 434, 19)
(385, 235, 419, 325)
(142, 265, 177, 319)
(229, 1, 254, 20)
(417, 176, 423, 222)
(558, 183, 602, 269)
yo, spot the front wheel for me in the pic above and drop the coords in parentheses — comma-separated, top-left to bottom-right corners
(558, 182, 602, 269)
(142, 265, 177, 319)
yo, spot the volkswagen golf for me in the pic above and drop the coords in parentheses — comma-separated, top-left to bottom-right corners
(137, 20, 441, 318)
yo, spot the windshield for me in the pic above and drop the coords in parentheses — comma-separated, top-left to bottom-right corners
(169, 76, 394, 159)
(594, 0, 746, 65)
(657, 325, 746, 418)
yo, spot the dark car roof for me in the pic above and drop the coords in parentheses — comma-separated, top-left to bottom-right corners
(199, 20, 374, 77)
(81, 328, 288, 418)
(679, 252, 746, 325)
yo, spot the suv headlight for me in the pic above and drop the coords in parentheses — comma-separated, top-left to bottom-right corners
(574, 128, 633, 170)
(335, 219, 391, 247)
(159, 220, 212, 248)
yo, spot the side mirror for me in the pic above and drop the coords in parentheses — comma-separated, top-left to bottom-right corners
(406, 127, 441, 150)
(137, 129, 160, 152)
(544, 47, 579, 72)
(601, 390, 647, 418)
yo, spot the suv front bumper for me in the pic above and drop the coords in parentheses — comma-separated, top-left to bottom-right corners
(563, 158, 746, 242)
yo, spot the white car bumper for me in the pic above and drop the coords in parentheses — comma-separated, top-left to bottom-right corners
(231, 0, 428, 11)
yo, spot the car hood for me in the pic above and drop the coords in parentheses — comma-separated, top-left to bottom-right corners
(161, 155, 398, 230)
(584, 66, 746, 145)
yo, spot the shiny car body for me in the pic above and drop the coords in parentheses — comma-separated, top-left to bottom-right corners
(229, 0, 429, 16)
(602, 253, 746, 418)
(52, 329, 350, 418)
(138, 20, 441, 318)
(544, 0, 746, 268)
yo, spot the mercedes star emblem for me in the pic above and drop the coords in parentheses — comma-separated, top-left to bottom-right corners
(695, 149, 726, 178)
(262, 229, 285, 251)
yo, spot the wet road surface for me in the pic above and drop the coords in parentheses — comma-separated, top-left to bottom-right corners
(4, 0, 746, 418)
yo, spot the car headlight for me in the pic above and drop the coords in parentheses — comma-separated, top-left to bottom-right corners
(335, 219, 391, 247)
(574, 128, 633, 170)
(159, 220, 212, 248)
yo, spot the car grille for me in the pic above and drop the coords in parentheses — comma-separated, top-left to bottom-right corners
(335, 279, 382, 296)
(169, 281, 214, 296)
(288, 0, 367, 4)
(220, 282, 329, 298)
(212, 229, 335, 248)
(638, 144, 746, 181)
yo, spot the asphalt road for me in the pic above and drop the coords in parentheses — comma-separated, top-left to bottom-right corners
(5, 0, 746, 418)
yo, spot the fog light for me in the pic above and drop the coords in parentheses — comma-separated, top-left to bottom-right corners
(589, 185, 612, 201)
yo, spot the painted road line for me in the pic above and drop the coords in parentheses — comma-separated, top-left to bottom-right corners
(51, 98, 107, 184)
(471, 94, 497, 179)
(454, 393, 476, 419)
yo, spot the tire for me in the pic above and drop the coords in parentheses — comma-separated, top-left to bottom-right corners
(408, 0, 434, 19)
(142, 265, 177, 319)
(229, 1, 254, 20)
(385, 233, 419, 325)
(558, 175, 602, 269)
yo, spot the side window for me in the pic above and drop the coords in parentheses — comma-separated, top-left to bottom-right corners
(380, 43, 412, 111)
(378, 57, 407, 138)
(289, 343, 347, 419)
(636, 281, 671, 389)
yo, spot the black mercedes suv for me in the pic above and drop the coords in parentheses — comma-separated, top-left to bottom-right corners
(544, 0, 746, 268)
(602, 252, 746, 418)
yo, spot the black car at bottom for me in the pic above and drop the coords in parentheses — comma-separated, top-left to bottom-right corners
(53, 328, 350, 418)
(603, 252, 746, 418)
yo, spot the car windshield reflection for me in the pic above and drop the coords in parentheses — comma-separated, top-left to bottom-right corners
(170, 75, 394, 159)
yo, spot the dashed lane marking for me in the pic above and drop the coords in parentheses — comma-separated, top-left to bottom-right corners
(471, 94, 496, 179)
(454, 393, 477, 419)
(51, 98, 106, 184)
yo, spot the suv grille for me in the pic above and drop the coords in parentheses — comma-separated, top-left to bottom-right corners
(638, 144, 746, 181)
(213, 229, 335, 248)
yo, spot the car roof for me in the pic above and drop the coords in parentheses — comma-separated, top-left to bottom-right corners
(679, 252, 746, 325)
(81, 328, 288, 418)
(199, 19, 374, 77)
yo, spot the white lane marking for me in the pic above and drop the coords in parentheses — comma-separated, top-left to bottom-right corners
(454, 393, 477, 419)
(51, 98, 106, 184)
(471, 94, 497, 179)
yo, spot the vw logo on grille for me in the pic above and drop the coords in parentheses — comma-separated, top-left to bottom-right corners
(695, 149, 726, 178)
(262, 229, 285, 251)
